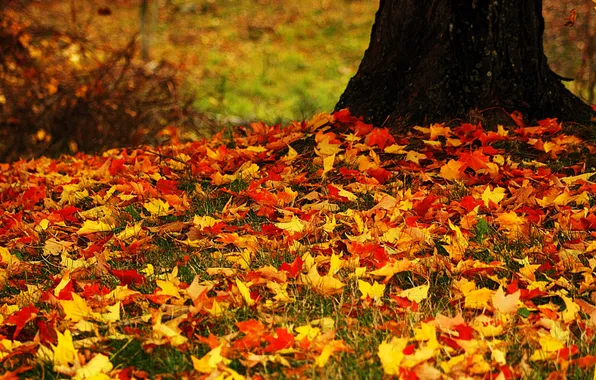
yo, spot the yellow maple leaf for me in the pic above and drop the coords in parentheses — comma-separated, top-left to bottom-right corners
(315, 340, 348, 368)
(115, 222, 142, 241)
(519, 264, 540, 282)
(156, 279, 182, 298)
(52, 329, 78, 372)
(191, 344, 230, 373)
(76, 220, 115, 235)
(60, 293, 101, 322)
(384, 144, 407, 154)
(496, 210, 525, 234)
(267, 281, 294, 303)
(54, 270, 72, 297)
(406, 151, 427, 165)
(235, 278, 255, 306)
(143, 198, 170, 217)
(295, 324, 320, 341)
(560, 294, 580, 323)
(322, 153, 335, 177)
(101, 301, 121, 323)
(73, 353, 113, 380)
(322, 214, 337, 233)
(559, 172, 596, 185)
(0, 247, 19, 267)
(329, 253, 344, 275)
(482, 186, 506, 207)
(398, 284, 429, 303)
(358, 280, 386, 301)
(472, 315, 503, 337)
(440, 354, 466, 374)
(153, 316, 188, 347)
(275, 216, 305, 233)
(43, 238, 74, 256)
(369, 259, 413, 282)
(282, 145, 298, 162)
(206, 299, 228, 317)
(530, 334, 565, 361)
(193, 215, 219, 229)
(440, 159, 465, 181)
(492, 348, 507, 366)
(429, 123, 452, 140)
(140, 264, 154, 276)
(315, 137, 342, 157)
(301, 264, 345, 295)
(335, 185, 358, 201)
(464, 288, 493, 309)
(413, 323, 439, 348)
(378, 337, 408, 375)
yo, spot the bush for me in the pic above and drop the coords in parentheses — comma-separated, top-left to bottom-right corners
(0, 4, 211, 162)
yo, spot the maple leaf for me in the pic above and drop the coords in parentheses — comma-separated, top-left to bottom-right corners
(496, 211, 525, 234)
(73, 354, 113, 380)
(458, 149, 489, 171)
(378, 337, 408, 375)
(358, 280, 386, 301)
(235, 278, 256, 306)
(36, 329, 77, 375)
(191, 344, 231, 373)
(315, 340, 349, 367)
(398, 284, 429, 303)
(365, 128, 396, 150)
(275, 216, 306, 233)
(110, 268, 146, 287)
(4, 304, 38, 339)
(264, 328, 295, 353)
(492, 286, 520, 314)
(322, 153, 335, 177)
(60, 293, 102, 322)
(530, 334, 566, 361)
(76, 220, 115, 235)
(143, 198, 171, 217)
(482, 185, 506, 208)
(440, 159, 465, 181)
(301, 264, 346, 295)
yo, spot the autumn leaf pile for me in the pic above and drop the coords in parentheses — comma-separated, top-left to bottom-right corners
(1, 110, 596, 379)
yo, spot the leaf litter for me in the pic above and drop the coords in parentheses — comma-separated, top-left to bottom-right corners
(1, 110, 596, 378)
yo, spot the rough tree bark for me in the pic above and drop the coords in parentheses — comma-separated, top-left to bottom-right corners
(335, 0, 595, 128)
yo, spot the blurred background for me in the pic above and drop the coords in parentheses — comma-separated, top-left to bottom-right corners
(0, 0, 594, 161)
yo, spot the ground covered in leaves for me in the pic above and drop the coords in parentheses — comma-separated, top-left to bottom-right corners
(1, 111, 596, 379)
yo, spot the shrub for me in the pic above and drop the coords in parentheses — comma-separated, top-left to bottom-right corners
(0, 4, 211, 162)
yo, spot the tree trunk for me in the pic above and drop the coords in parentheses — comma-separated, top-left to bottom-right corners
(335, 0, 595, 128)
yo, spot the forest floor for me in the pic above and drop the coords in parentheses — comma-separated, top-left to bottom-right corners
(25, 0, 376, 124)
(1, 111, 596, 378)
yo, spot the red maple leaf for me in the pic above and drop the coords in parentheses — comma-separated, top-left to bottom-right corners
(110, 268, 146, 286)
(458, 149, 489, 171)
(156, 179, 180, 195)
(352, 120, 374, 136)
(5, 304, 38, 339)
(365, 128, 396, 150)
(280, 256, 303, 279)
(52, 205, 80, 223)
(21, 186, 46, 209)
(459, 195, 483, 212)
(236, 319, 265, 334)
(454, 324, 474, 340)
(367, 168, 391, 184)
(264, 328, 295, 353)
(333, 108, 354, 123)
